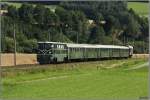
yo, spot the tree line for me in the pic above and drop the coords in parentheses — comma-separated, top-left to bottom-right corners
(1, 1, 148, 53)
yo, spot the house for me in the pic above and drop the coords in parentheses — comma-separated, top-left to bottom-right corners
(0, 10, 8, 15)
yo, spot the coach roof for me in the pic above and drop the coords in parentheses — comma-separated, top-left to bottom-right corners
(66, 43, 129, 49)
(38, 41, 129, 49)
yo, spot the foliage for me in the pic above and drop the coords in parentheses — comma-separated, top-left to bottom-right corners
(88, 26, 105, 44)
(7, 5, 18, 19)
(18, 3, 35, 24)
(1, 1, 149, 53)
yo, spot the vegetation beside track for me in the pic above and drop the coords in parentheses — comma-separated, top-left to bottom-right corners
(1, 58, 148, 99)
(1, 1, 149, 54)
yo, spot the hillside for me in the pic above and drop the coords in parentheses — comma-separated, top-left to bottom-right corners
(3, 1, 149, 17)
(1, 1, 149, 54)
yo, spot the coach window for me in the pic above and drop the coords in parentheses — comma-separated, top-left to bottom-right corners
(57, 45, 59, 48)
(54, 44, 57, 48)
(62, 45, 64, 49)
(38, 43, 43, 49)
(46, 43, 50, 49)
(51, 44, 54, 48)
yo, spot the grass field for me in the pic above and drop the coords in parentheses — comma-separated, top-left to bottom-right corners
(2, 2, 56, 11)
(127, 2, 149, 17)
(1, 58, 148, 99)
(2, 2, 22, 8)
(3, 2, 148, 17)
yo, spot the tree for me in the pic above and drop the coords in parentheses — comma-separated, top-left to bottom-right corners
(4, 37, 14, 52)
(88, 26, 105, 44)
(7, 5, 18, 19)
(21, 39, 38, 53)
(125, 14, 141, 38)
(34, 4, 45, 25)
(55, 7, 68, 23)
(94, 13, 104, 25)
(18, 3, 35, 23)
(44, 8, 59, 27)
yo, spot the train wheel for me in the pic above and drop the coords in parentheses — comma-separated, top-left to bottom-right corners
(54, 58, 57, 63)
(64, 57, 68, 63)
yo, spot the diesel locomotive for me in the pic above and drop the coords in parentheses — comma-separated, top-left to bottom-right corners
(37, 42, 133, 64)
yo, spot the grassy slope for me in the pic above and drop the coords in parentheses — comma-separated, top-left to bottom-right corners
(127, 2, 148, 17)
(3, 2, 57, 11)
(2, 58, 148, 99)
(2, 2, 22, 8)
(4, 2, 149, 16)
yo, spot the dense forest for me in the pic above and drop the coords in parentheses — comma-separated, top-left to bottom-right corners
(1, 1, 149, 53)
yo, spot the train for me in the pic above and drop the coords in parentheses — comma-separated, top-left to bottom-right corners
(37, 41, 133, 64)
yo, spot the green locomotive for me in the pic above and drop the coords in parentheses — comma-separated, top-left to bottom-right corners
(37, 42, 133, 64)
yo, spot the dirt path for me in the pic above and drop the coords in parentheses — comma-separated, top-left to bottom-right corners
(125, 62, 148, 70)
(15, 75, 69, 84)
(1, 53, 38, 66)
(15, 73, 92, 84)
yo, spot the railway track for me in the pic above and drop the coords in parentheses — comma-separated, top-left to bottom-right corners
(0, 53, 148, 67)
(1, 60, 99, 71)
(1, 64, 57, 71)
(1, 54, 148, 71)
(132, 54, 149, 58)
(0, 58, 113, 70)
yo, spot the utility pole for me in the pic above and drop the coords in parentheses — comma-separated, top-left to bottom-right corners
(49, 30, 51, 41)
(14, 23, 16, 66)
(143, 40, 145, 53)
(132, 38, 134, 46)
(76, 32, 78, 43)
(0, 4, 2, 98)
(0, 10, 1, 67)
(126, 37, 128, 45)
(124, 35, 126, 45)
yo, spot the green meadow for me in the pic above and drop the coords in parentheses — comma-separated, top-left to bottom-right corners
(1, 58, 148, 99)
(2, 2, 56, 11)
(128, 2, 149, 17)
(3, 2, 148, 17)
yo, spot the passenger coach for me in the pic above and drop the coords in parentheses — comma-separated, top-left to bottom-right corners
(37, 42, 133, 64)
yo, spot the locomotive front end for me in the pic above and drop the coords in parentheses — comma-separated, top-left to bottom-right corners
(37, 42, 53, 64)
(37, 42, 68, 64)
